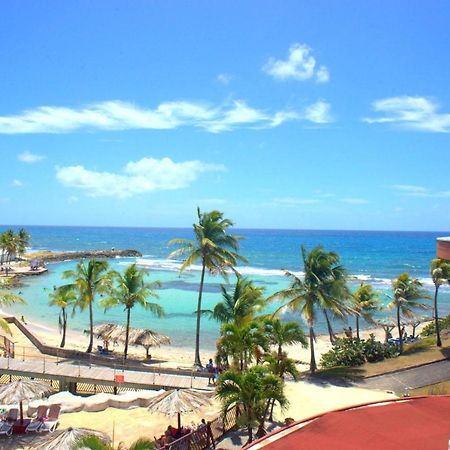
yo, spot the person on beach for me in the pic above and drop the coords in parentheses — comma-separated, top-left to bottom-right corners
(206, 358, 215, 384)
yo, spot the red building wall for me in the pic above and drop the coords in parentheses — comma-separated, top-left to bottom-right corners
(437, 240, 450, 260)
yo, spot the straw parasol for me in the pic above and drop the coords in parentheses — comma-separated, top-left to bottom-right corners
(0, 379, 54, 423)
(92, 323, 171, 358)
(147, 389, 212, 429)
(29, 427, 111, 449)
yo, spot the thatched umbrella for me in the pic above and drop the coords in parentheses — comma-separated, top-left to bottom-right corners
(29, 427, 111, 449)
(0, 379, 53, 423)
(126, 328, 171, 358)
(147, 389, 212, 429)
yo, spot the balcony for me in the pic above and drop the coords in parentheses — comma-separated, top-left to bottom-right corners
(437, 237, 450, 260)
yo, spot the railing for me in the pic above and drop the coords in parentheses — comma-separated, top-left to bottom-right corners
(3, 316, 209, 379)
(164, 405, 241, 450)
(0, 334, 15, 358)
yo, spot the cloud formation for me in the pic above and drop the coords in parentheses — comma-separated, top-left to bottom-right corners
(303, 100, 333, 124)
(364, 96, 450, 132)
(18, 151, 45, 163)
(56, 157, 225, 199)
(0, 99, 328, 134)
(216, 73, 233, 85)
(389, 184, 450, 198)
(12, 179, 24, 187)
(263, 43, 330, 82)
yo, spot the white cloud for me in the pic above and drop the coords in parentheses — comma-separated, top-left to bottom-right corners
(303, 100, 333, 124)
(272, 197, 320, 207)
(216, 73, 233, 85)
(18, 151, 45, 163)
(388, 184, 450, 198)
(12, 179, 24, 187)
(0, 99, 302, 134)
(67, 196, 79, 204)
(263, 43, 330, 83)
(56, 157, 226, 199)
(364, 96, 450, 132)
(340, 198, 368, 205)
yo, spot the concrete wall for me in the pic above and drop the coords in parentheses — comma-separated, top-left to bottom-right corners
(437, 239, 450, 260)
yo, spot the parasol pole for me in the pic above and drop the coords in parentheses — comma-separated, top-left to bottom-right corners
(19, 400, 24, 423)
(177, 412, 181, 430)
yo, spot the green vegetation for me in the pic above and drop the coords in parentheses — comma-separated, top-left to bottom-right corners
(352, 283, 381, 340)
(389, 273, 430, 353)
(62, 259, 114, 353)
(0, 228, 30, 271)
(168, 207, 247, 367)
(421, 313, 450, 337)
(101, 263, 164, 359)
(269, 245, 353, 372)
(73, 435, 155, 449)
(48, 285, 77, 348)
(430, 258, 450, 347)
(320, 338, 399, 368)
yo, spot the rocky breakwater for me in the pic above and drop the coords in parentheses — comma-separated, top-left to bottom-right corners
(24, 249, 142, 263)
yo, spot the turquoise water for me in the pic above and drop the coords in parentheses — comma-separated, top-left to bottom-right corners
(3, 226, 450, 350)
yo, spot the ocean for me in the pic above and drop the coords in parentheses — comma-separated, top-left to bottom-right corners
(3, 226, 450, 350)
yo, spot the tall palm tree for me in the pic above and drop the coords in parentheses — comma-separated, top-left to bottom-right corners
(264, 318, 307, 359)
(430, 258, 450, 347)
(204, 275, 266, 326)
(63, 259, 112, 353)
(216, 366, 287, 444)
(218, 321, 269, 371)
(352, 283, 381, 340)
(101, 264, 164, 359)
(17, 228, 30, 260)
(0, 290, 26, 335)
(270, 246, 352, 373)
(48, 285, 77, 348)
(169, 208, 247, 367)
(389, 273, 430, 353)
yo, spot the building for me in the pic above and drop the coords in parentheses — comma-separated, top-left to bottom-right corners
(437, 237, 450, 260)
(244, 396, 450, 450)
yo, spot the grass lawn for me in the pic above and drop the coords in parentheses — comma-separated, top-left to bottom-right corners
(409, 380, 450, 396)
(312, 334, 450, 381)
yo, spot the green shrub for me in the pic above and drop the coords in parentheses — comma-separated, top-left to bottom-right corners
(421, 314, 450, 336)
(320, 338, 399, 368)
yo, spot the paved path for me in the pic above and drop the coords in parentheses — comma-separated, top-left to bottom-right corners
(0, 357, 212, 391)
(355, 359, 450, 392)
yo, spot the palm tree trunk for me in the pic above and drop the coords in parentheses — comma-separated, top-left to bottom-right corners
(60, 308, 67, 348)
(309, 326, 317, 373)
(194, 262, 206, 367)
(397, 305, 403, 354)
(434, 284, 442, 347)
(124, 307, 131, 359)
(278, 344, 282, 359)
(323, 310, 335, 343)
(356, 315, 360, 341)
(87, 300, 94, 353)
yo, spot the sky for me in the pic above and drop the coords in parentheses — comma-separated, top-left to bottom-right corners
(0, 1, 449, 231)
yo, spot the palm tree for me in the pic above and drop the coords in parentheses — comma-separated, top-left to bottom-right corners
(352, 283, 381, 340)
(389, 273, 430, 353)
(0, 287, 26, 335)
(48, 285, 77, 348)
(430, 258, 450, 347)
(216, 366, 287, 444)
(270, 246, 352, 373)
(101, 264, 164, 359)
(74, 435, 155, 449)
(17, 228, 30, 260)
(169, 208, 247, 367)
(204, 275, 266, 326)
(218, 321, 269, 371)
(264, 318, 307, 359)
(63, 259, 112, 353)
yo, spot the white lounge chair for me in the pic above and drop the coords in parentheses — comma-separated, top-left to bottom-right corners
(25, 405, 49, 433)
(39, 404, 60, 433)
(0, 408, 18, 436)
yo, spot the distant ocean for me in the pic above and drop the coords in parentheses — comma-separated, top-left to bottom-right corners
(3, 226, 450, 350)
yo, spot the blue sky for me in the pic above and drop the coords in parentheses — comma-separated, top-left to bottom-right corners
(1, 1, 449, 230)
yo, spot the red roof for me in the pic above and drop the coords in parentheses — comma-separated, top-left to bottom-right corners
(245, 396, 450, 450)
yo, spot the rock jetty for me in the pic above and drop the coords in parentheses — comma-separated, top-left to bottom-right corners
(24, 249, 142, 263)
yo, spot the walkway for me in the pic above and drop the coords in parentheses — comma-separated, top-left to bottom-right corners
(0, 356, 212, 391)
(354, 359, 450, 392)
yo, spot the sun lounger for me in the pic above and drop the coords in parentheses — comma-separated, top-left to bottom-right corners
(25, 405, 49, 433)
(0, 408, 18, 436)
(38, 405, 60, 433)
